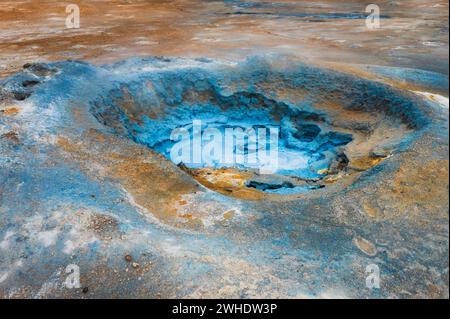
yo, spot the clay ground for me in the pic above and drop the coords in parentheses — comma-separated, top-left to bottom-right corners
(0, 0, 448, 77)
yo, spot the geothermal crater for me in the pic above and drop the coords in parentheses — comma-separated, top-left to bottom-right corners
(87, 57, 420, 198)
(1, 56, 447, 299)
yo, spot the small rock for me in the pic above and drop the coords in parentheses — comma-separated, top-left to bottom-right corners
(22, 80, 40, 88)
(353, 236, 377, 256)
(328, 152, 349, 174)
(82, 287, 89, 294)
(132, 262, 140, 269)
(13, 91, 31, 101)
(370, 148, 390, 158)
(124, 254, 132, 262)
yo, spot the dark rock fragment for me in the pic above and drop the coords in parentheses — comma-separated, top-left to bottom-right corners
(23, 62, 57, 77)
(22, 79, 40, 87)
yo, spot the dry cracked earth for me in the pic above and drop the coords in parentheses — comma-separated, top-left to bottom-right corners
(0, 0, 448, 299)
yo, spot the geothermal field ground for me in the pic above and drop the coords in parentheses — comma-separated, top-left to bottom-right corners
(0, 0, 449, 299)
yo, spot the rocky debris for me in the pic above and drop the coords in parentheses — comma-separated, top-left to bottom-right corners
(88, 214, 118, 233)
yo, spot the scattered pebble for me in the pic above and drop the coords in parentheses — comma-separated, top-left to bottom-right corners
(353, 236, 377, 256)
